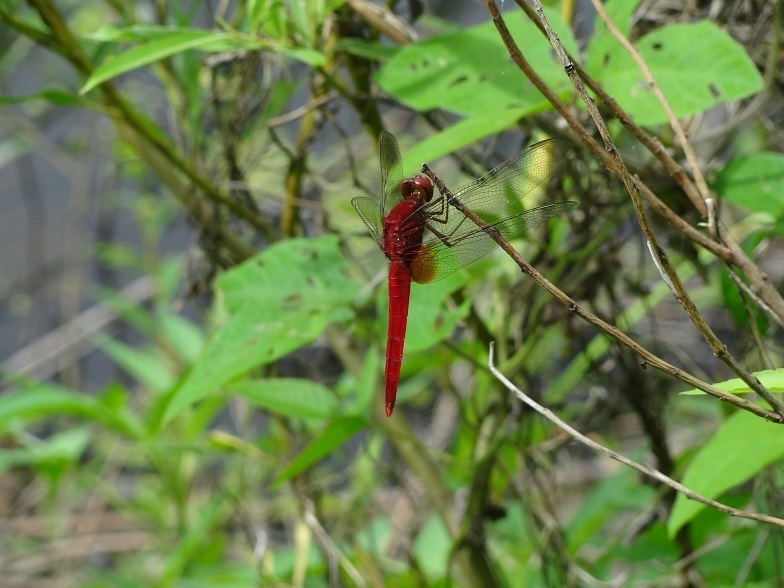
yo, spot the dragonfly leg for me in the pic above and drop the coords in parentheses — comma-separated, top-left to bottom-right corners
(420, 162, 477, 240)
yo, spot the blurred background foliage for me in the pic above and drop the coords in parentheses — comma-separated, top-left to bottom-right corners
(1, 0, 784, 586)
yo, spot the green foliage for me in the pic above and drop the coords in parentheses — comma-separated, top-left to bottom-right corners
(670, 409, 784, 536)
(586, 3, 763, 125)
(162, 236, 359, 423)
(1, 0, 782, 586)
(713, 152, 784, 215)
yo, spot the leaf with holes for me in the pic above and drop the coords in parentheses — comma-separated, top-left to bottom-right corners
(587, 20, 763, 126)
(161, 236, 358, 424)
(375, 10, 576, 118)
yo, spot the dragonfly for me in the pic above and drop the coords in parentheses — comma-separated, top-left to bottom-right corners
(352, 131, 577, 417)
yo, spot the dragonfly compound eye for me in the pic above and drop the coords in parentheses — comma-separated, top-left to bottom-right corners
(400, 176, 434, 202)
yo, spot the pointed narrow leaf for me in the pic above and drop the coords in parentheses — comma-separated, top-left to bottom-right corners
(81, 32, 233, 93)
(271, 416, 366, 488)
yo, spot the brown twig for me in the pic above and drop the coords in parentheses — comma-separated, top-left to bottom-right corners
(488, 0, 784, 416)
(552, 0, 784, 414)
(488, 342, 784, 530)
(420, 161, 780, 422)
(512, 0, 784, 324)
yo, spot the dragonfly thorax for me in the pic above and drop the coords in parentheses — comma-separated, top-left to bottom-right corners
(400, 176, 433, 203)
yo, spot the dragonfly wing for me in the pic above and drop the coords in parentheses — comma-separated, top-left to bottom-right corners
(379, 131, 404, 220)
(450, 138, 574, 218)
(351, 196, 384, 246)
(411, 201, 577, 284)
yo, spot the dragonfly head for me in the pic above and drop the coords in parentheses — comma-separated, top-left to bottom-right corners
(400, 176, 434, 203)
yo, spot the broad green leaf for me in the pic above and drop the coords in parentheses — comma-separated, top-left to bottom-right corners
(402, 108, 536, 177)
(589, 21, 763, 126)
(29, 427, 91, 463)
(679, 368, 784, 395)
(375, 10, 575, 118)
(233, 378, 338, 418)
(270, 416, 366, 488)
(0, 428, 91, 476)
(217, 235, 357, 314)
(81, 31, 235, 93)
(161, 236, 358, 423)
(668, 410, 784, 536)
(584, 0, 638, 71)
(713, 153, 784, 215)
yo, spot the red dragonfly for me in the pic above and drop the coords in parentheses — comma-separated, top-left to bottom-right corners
(352, 131, 576, 417)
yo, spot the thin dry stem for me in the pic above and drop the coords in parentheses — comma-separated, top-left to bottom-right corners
(420, 161, 780, 422)
(509, 0, 784, 416)
(488, 343, 784, 530)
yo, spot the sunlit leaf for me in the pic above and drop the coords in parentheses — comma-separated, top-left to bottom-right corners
(679, 369, 784, 395)
(375, 10, 575, 118)
(588, 19, 763, 126)
(668, 410, 784, 536)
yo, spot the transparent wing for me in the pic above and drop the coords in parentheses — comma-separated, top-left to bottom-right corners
(407, 138, 575, 282)
(351, 131, 404, 245)
(379, 131, 404, 220)
(351, 196, 384, 246)
(410, 202, 577, 284)
(425, 138, 573, 225)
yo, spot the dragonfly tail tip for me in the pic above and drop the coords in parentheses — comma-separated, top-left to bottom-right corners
(385, 403, 394, 418)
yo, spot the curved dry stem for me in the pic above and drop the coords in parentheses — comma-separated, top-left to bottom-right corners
(488, 343, 784, 530)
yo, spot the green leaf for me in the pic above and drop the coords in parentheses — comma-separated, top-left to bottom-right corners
(274, 45, 325, 67)
(233, 378, 339, 419)
(584, 0, 638, 70)
(97, 337, 176, 394)
(270, 416, 366, 488)
(403, 273, 471, 353)
(158, 314, 205, 363)
(0, 90, 83, 106)
(402, 109, 536, 177)
(161, 236, 358, 423)
(679, 368, 784, 395)
(0, 383, 144, 439)
(354, 346, 381, 415)
(82, 31, 235, 93)
(668, 410, 784, 536)
(0, 428, 92, 476)
(413, 516, 451, 580)
(84, 25, 217, 42)
(375, 10, 575, 118)
(589, 21, 763, 126)
(712, 153, 784, 215)
(335, 39, 398, 62)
